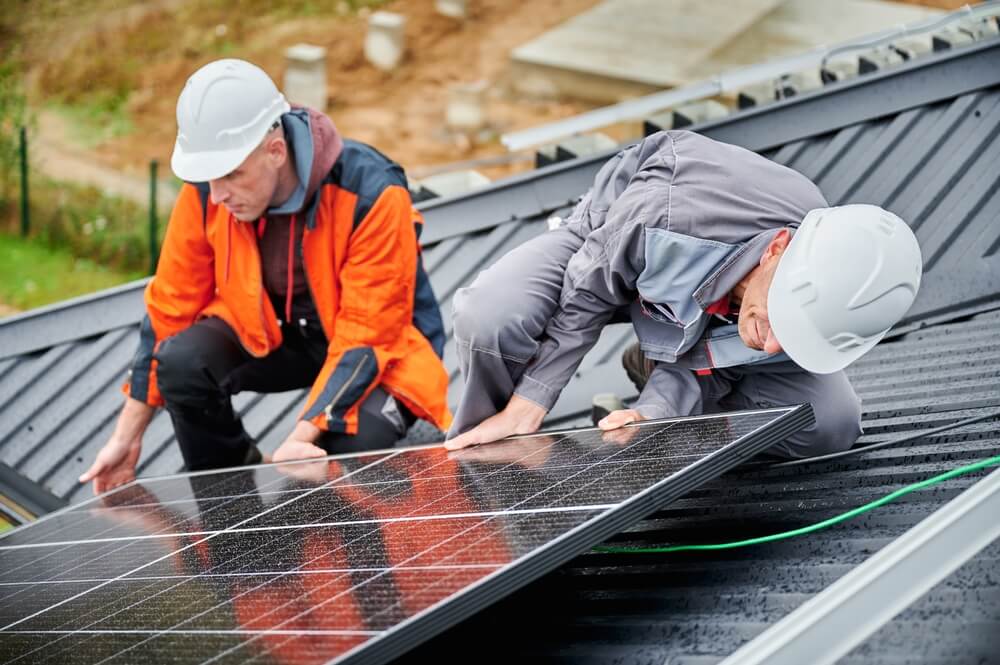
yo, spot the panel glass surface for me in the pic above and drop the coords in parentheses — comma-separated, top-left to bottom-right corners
(0, 407, 807, 665)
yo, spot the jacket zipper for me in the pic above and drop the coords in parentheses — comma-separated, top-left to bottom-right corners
(324, 353, 371, 425)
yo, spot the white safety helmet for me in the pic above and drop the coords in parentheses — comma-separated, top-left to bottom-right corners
(171, 59, 291, 182)
(768, 204, 922, 374)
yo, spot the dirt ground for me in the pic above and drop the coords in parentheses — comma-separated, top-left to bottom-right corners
(14, 0, 975, 188)
(41, 0, 602, 184)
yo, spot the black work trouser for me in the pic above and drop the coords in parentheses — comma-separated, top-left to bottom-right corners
(154, 317, 413, 471)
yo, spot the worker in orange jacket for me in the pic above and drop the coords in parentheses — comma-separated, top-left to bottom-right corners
(80, 59, 451, 493)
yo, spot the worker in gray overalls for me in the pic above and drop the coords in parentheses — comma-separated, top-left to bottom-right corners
(445, 131, 922, 456)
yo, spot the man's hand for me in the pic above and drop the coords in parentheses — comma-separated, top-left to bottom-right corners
(448, 434, 556, 469)
(79, 436, 142, 495)
(80, 397, 154, 495)
(273, 420, 327, 463)
(597, 408, 645, 446)
(445, 395, 547, 450)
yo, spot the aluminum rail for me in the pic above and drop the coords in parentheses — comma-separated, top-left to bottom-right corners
(717, 464, 1000, 665)
(501, 1, 1000, 151)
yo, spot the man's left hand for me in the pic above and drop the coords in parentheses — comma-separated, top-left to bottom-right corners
(273, 421, 327, 463)
(597, 409, 645, 445)
(597, 409, 644, 430)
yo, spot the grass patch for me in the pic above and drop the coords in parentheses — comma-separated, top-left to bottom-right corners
(0, 233, 143, 312)
(50, 99, 133, 148)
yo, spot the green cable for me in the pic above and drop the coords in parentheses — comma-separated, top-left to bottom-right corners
(592, 453, 1000, 554)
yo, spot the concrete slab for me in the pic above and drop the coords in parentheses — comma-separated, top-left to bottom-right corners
(511, 0, 783, 102)
(511, 0, 943, 103)
(685, 0, 943, 82)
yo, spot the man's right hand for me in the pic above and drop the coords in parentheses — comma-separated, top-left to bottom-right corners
(79, 437, 142, 495)
(444, 395, 547, 450)
(80, 397, 155, 495)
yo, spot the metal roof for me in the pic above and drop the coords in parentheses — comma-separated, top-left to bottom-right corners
(0, 34, 998, 663)
(402, 310, 1000, 664)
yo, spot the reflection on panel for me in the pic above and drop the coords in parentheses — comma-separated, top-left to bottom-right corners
(0, 407, 809, 665)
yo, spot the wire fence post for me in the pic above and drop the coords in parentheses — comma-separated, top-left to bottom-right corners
(149, 159, 158, 275)
(19, 126, 29, 237)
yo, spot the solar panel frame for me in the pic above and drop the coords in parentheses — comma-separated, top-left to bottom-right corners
(0, 404, 813, 664)
(341, 404, 814, 665)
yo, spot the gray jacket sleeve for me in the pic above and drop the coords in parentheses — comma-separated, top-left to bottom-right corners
(513, 137, 676, 410)
(632, 363, 701, 420)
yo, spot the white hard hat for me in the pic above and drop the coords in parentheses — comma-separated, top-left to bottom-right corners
(768, 204, 922, 374)
(171, 59, 291, 182)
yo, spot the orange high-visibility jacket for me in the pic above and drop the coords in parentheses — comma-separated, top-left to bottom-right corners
(125, 140, 451, 435)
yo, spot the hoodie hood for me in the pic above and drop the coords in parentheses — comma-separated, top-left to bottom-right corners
(268, 107, 343, 215)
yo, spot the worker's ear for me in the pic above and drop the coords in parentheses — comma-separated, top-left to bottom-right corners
(761, 229, 792, 266)
(263, 135, 288, 169)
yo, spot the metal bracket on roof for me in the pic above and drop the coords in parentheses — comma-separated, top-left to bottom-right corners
(717, 464, 1000, 665)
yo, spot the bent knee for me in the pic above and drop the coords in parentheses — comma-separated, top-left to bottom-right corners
(155, 336, 216, 403)
(797, 396, 863, 457)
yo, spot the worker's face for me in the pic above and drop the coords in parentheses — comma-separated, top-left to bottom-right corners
(737, 230, 791, 355)
(208, 133, 286, 222)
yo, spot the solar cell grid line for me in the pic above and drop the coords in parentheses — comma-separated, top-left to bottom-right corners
(194, 423, 695, 660)
(188, 408, 808, 662)
(0, 450, 399, 662)
(1, 454, 378, 548)
(55, 435, 587, 662)
(342, 405, 813, 665)
(0, 404, 812, 665)
(167, 426, 684, 662)
(1, 410, 764, 660)
(0, 443, 516, 663)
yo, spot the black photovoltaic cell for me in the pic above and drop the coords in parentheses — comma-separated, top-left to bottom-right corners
(0, 405, 812, 665)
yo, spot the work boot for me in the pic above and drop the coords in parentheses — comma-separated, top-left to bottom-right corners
(622, 341, 655, 392)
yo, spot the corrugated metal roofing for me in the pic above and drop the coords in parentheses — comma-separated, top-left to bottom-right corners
(400, 310, 1000, 664)
(0, 34, 997, 663)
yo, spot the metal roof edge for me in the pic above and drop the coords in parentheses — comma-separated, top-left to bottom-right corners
(0, 462, 67, 524)
(718, 464, 1000, 665)
(0, 278, 149, 361)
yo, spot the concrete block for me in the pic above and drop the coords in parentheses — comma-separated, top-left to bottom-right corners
(891, 35, 933, 60)
(933, 25, 975, 51)
(446, 81, 488, 132)
(958, 16, 1000, 40)
(780, 69, 824, 96)
(284, 43, 327, 111)
(933, 16, 1000, 51)
(671, 99, 730, 128)
(365, 11, 406, 71)
(535, 133, 617, 168)
(858, 47, 906, 75)
(737, 81, 778, 109)
(821, 56, 860, 85)
(435, 0, 467, 19)
(415, 170, 490, 199)
(643, 110, 674, 136)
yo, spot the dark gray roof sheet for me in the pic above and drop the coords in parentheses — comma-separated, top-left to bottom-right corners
(401, 311, 1000, 665)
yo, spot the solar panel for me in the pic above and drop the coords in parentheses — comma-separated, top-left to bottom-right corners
(0, 405, 812, 664)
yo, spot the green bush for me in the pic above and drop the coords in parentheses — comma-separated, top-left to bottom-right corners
(0, 58, 28, 204)
(22, 176, 155, 273)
